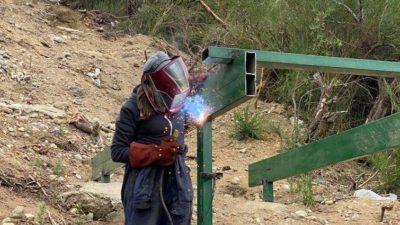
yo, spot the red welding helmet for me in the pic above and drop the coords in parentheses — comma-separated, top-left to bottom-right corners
(141, 51, 190, 113)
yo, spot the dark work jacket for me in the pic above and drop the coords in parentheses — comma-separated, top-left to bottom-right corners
(111, 94, 193, 225)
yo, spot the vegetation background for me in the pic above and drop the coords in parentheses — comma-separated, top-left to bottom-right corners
(64, 0, 400, 195)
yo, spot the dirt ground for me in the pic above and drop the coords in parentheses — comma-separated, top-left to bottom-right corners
(0, 1, 399, 225)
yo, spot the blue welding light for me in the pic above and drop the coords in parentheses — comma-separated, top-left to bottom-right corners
(183, 95, 210, 124)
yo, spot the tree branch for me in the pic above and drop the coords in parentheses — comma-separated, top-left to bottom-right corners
(198, 0, 227, 29)
(331, 0, 360, 23)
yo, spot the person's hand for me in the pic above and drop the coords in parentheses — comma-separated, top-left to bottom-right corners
(129, 137, 180, 168)
(153, 138, 180, 166)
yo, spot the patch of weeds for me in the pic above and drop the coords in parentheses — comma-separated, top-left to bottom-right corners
(54, 127, 66, 136)
(53, 158, 64, 177)
(264, 117, 285, 140)
(368, 149, 400, 194)
(74, 203, 85, 215)
(31, 158, 44, 168)
(35, 201, 47, 225)
(298, 174, 314, 206)
(232, 104, 265, 140)
(283, 122, 305, 151)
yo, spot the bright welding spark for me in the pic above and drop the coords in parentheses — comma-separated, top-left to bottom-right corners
(183, 95, 211, 126)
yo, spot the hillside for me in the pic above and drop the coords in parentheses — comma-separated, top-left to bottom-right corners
(0, 1, 399, 225)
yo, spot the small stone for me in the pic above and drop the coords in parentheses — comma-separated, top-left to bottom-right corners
(3, 223, 15, 225)
(282, 184, 290, 192)
(2, 217, 12, 223)
(86, 212, 94, 221)
(223, 194, 233, 198)
(53, 102, 69, 110)
(307, 216, 317, 220)
(222, 166, 231, 171)
(74, 154, 83, 161)
(52, 36, 65, 44)
(231, 177, 241, 185)
(0, 108, 13, 114)
(49, 175, 57, 180)
(239, 148, 247, 153)
(17, 127, 25, 132)
(10, 206, 25, 219)
(57, 176, 65, 182)
(49, 143, 58, 149)
(351, 214, 360, 220)
(66, 184, 75, 189)
(294, 210, 308, 218)
(74, 173, 82, 179)
(25, 213, 35, 221)
(325, 200, 334, 205)
(69, 207, 79, 215)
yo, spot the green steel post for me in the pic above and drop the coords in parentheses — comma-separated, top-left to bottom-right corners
(197, 121, 213, 225)
(262, 181, 274, 202)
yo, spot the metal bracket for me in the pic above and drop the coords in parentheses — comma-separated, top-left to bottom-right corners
(200, 172, 223, 180)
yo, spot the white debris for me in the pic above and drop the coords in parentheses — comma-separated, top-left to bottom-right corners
(294, 210, 308, 218)
(354, 189, 397, 201)
(52, 36, 65, 44)
(86, 68, 101, 87)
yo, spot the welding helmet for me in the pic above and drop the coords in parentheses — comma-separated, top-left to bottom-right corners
(141, 51, 190, 113)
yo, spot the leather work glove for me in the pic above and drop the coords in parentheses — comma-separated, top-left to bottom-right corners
(129, 137, 180, 168)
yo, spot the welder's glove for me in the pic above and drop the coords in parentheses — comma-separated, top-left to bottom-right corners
(129, 138, 180, 168)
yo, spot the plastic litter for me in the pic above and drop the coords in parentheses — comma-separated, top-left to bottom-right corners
(354, 189, 397, 201)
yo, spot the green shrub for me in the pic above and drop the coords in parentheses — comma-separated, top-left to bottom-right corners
(368, 149, 400, 194)
(298, 174, 314, 206)
(35, 202, 47, 225)
(31, 158, 44, 168)
(232, 104, 265, 140)
(53, 158, 64, 177)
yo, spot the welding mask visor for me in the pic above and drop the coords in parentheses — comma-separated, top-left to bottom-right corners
(143, 56, 190, 113)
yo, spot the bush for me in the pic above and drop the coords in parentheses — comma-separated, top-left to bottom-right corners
(368, 149, 400, 194)
(232, 104, 265, 140)
(298, 174, 314, 206)
(53, 158, 64, 177)
(35, 202, 47, 225)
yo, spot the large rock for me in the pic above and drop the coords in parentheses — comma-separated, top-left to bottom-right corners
(59, 191, 114, 220)
(10, 206, 24, 219)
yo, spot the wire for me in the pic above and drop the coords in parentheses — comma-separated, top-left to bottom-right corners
(160, 168, 174, 225)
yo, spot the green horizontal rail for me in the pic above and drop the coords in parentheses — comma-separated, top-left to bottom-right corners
(91, 146, 123, 182)
(203, 46, 400, 77)
(248, 112, 400, 187)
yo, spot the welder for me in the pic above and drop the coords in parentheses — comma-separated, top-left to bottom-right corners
(111, 51, 193, 225)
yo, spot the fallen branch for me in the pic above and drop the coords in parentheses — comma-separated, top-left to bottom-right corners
(47, 210, 58, 225)
(56, 26, 82, 33)
(198, 0, 227, 28)
(29, 175, 48, 197)
(359, 170, 378, 188)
